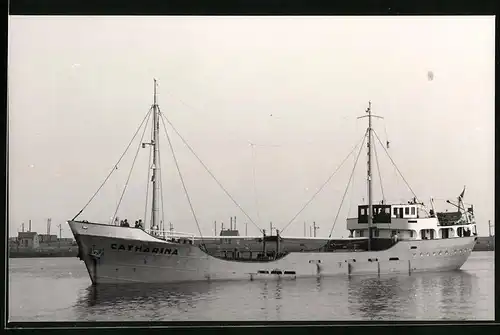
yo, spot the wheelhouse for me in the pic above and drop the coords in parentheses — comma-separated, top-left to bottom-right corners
(358, 205, 392, 224)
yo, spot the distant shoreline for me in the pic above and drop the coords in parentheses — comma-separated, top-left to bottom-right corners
(473, 236, 495, 252)
(8, 249, 78, 258)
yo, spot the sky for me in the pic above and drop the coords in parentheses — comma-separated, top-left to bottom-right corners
(8, 16, 494, 238)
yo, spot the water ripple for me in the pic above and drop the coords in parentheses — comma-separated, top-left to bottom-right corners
(8, 252, 494, 321)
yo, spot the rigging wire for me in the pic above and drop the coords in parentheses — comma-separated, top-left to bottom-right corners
(280, 132, 368, 234)
(372, 131, 392, 231)
(373, 136, 385, 201)
(249, 143, 262, 227)
(328, 130, 367, 238)
(143, 119, 154, 226)
(112, 109, 153, 224)
(347, 145, 356, 218)
(158, 106, 262, 233)
(347, 117, 360, 217)
(383, 119, 400, 190)
(383, 119, 390, 148)
(157, 123, 166, 234)
(372, 129, 420, 203)
(71, 107, 153, 221)
(157, 107, 206, 245)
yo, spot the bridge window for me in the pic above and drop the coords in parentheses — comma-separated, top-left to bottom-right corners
(258, 270, 269, 274)
(411, 207, 416, 215)
(271, 270, 282, 275)
(359, 230, 364, 237)
(361, 208, 366, 215)
(405, 207, 410, 215)
(393, 208, 397, 216)
(284, 271, 296, 275)
(389, 257, 399, 261)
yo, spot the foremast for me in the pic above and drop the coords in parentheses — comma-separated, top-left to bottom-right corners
(151, 79, 160, 232)
(150, 79, 160, 231)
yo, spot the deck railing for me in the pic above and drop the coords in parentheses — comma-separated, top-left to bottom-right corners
(146, 229, 195, 243)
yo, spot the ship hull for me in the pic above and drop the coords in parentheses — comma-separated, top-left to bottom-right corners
(69, 221, 477, 285)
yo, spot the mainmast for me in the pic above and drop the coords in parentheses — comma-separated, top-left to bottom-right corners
(358, 101, 382, 251)
(367, 102, 373, 251)
(151, 79, 160, 231)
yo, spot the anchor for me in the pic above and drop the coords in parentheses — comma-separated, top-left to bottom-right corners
(89, 247, 104, 259)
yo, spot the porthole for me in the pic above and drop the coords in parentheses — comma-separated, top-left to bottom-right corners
(420, 253, 424, 257)
(426, 252, 430, 257)
(413, 253, 417, 257)
(438, 251, 442, 256)
(445, 250, 449, 254)
(432, 252, 436, 256)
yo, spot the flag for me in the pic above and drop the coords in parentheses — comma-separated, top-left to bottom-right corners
(459, 186, 466, 199)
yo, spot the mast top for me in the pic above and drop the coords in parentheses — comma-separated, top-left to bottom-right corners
(153, 78, 158, 106)
(357, 101, 383, 122)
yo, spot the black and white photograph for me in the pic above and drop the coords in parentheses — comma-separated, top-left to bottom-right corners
(7, 15, 494, 322)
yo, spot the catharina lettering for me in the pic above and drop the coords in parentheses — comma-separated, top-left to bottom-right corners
(111, 244, 178, 256)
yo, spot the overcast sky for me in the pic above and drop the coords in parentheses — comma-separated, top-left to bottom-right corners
(8, 16, 494, 238)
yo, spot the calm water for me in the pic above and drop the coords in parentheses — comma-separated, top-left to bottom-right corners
(8, 252, 494, 321)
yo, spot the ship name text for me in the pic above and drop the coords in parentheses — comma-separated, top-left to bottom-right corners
(111, 243, 179, 255)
